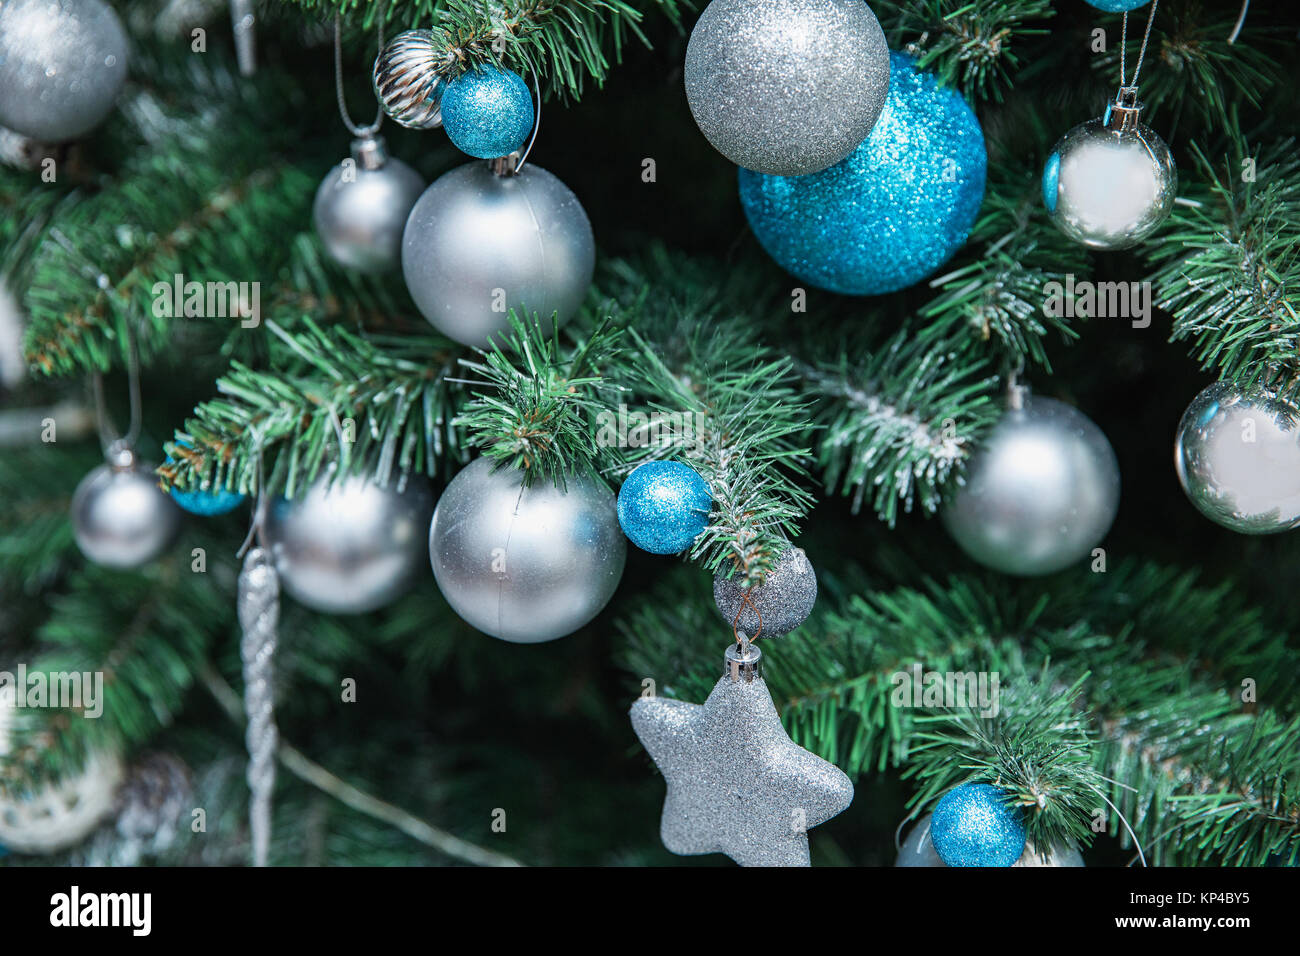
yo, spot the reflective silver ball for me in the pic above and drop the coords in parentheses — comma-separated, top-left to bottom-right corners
(1175, 381, 1300, 534)
(373, 29, 444, 130)
(264, 471, 434, 614)
(429, 458, 626, 643)
(942, 394, 1120, 576)
(1043, 116, 1176, 250)
(896, 814, 1084, 867)
(713, 546, 817, 637)
(402, 162, 595, 347)
(0, 0, 129, 143)
(71, 453, 181, 569)
(313, 136, 426, 273)
(684, 0, 889, 176)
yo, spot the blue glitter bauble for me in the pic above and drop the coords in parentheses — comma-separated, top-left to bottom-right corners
(166, 444, 246, 517)
(930, 783, 1026, 867)
(738, 52, 986, 296)
(617, 461, 712, 555)
(440, 65, 534, 159)
(1083, 0, 1149, 12)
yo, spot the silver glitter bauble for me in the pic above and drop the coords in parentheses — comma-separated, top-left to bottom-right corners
(313, 134, 425, 273)
(631, 643, 853, 866)
(1174, 381, 1300, 534)
(684, 0, 889, 176)
(0, 0, 129, 143)
(70, 446, 182, 569)
(942, 391, 1120, 576)
(895, 813, 1084, 867)
(402, 162, 595, 348)
(264, 470, 434, 614)
(373, 29, 444, 130)
(429, 457, 626, 643)
(713, 546, 817, 638)
(1042, 98, 1176, 250)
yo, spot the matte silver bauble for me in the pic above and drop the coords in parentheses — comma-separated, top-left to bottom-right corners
(942, 391, 1120, 576)
(896, 814, 1084, 867)
(264, 470, 434, 614)
(713, 546, 817, 637)
(684, 0, 889, 176)
(402, 162, 595, 348)
(373, 29, 444, 130)
(1042, 98, 1176, 250)
(429, 458, 626, 643)
(313, 135, 425, 273)
(1174, 381, 1300, 534)
(70, 446, 181, 569)
(0, 0, 129, 143)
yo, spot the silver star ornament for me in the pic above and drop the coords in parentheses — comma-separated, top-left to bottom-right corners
(630, 645, 853, 866)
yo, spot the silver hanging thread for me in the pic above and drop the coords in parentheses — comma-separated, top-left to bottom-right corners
(238, 545, 280, 867)
(230, 0, 257, 76)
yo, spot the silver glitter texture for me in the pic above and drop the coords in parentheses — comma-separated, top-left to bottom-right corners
(429, 458, 626, 643)
(373, 29, 445, 130)
(942, 393, 1119, 576)
(0, 0, 129, 143)
(239, 546, 279, 867)
(896, 813, 1084, 867)
(1175, 381, 1300, 534)
(684, 0, 889, 176)
(402, 162, 595, 348)
(630, 666, 853, 866)
(713, 546, 817, 637)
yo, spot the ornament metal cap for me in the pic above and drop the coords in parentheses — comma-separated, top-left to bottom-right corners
(1103, 87, 1144, 134)
(724, 638, 762, 683)
(105, 439, 136, 471)
(489, 151, 523, 178)
(350, 134, 390, 171)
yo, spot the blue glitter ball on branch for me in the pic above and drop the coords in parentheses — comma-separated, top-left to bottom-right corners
(1083, 0, 1149, 11)
(440, 65, 534, 159)
(738, 52, 986, 296)
(930, 783, 1027, 867)
(617, 461, 712, 555)
(166, 442, 246, 517)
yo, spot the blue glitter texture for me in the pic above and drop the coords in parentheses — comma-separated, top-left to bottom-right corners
(440, 65, 534, 159)
(617, 461, 711, 555)
(1084, 0, 1149, 12)
(930, 783, 1026, 867)
(167, 443, 246, 517)
(738, 52, 986, 296)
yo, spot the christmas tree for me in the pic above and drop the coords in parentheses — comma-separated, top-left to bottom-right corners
(0, 0, 1297, 870)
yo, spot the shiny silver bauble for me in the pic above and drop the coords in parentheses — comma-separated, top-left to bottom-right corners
(1174, 381, 1300, 534)
(713, 546, 817, 637)
(313, 135, 425, 273)
(71, 446, 182, 569)
(1042, 103, 1176, 250)
(402, 162, 595, 348)
(942, 392, 1120, 576)
(373, 29, 444, 130)
(429, 458, 626, 643)
(684, 0, 889, 176)
(0, 0, 129, 143)
(896, 814, 1084, 867)
(264, 470, 434, 614)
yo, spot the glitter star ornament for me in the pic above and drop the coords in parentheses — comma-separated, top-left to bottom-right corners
(631, 642, 853, 866)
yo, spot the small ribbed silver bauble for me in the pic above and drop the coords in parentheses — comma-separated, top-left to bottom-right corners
(402, 160, 595, 348)
(372, 29, 445, 130)
(1043, 93, 1176, 250)
(942, 387, 1120, 576)
(313, 134, 426, 273)
(70, 443, 182, 569)
(429, 458, 626, 643)
(264, 469, 434, 614)
(1174, 380, 1300, 534)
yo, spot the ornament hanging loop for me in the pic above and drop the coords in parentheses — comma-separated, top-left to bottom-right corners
(334, 11, 385, 138)
(731, 587, 764, 642)
(90, 315, 143, 459)
(1117, 0, 1160, 98)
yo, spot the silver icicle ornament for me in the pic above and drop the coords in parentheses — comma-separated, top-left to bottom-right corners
(942, 385, 1120, 576)
(402, 160, 596, 348)
(71, 442, 182, 569)
(630, 641, 853, 866)
(1042, 89, 1176, 250)
(238, 545, 279, 867)
(895, 813, 1084, 867)
(429, 458, 626, 643)
(373, 29, 445, 130)
(1174, 380, 1300, 534)
(313, 133, 425, 273)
